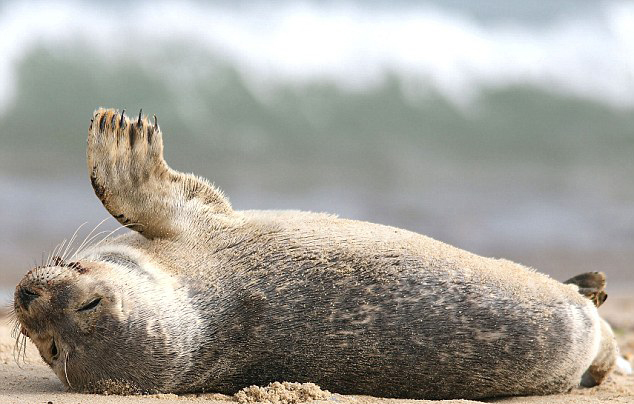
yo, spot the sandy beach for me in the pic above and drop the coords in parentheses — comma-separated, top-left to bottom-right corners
(2, 1, 633, 403)
(1, 296, 632, 404)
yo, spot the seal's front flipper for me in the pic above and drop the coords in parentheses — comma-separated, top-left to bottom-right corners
(87, 108, 232, 239)
(564, 272, 608, 307)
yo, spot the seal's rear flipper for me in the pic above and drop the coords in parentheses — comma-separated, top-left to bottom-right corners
(564, 272, 608, 307)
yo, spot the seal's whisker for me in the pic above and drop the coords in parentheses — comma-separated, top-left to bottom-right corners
(73, 220, 108, 256)
(44, 249, 52, 268)
(13, 336, 21, 367)
(59, 238, 69, 261)
(8, 313, 21, 358)
(47, 240, 66, 267)
(55, 239, 67, 261)
(71, 218, 110, 259)
(13, 333, 26, 368)
(64, 351, 72, 389)
(44, 247, 54, 268)
(72, 230, 111, 259)
(8, 303, 29, 367)
(61, 222, 88, 262)
(14, 322, 24, 364)
(22, 334, 27, 364)
(43, 247, 54, 269)
(10, 324, 19, 344)
(9, 320, 20, 339)
(7, 305, 19, 324)
(70, 222, 140, 266)
(86, 222, 140, 253)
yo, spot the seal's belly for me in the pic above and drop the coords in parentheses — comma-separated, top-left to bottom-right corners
(197, 211, 598, 399)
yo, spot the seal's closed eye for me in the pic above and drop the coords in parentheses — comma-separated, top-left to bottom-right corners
(77, 297, 101, 312)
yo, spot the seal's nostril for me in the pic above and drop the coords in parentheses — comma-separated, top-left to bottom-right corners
(18, 287, 40, 309)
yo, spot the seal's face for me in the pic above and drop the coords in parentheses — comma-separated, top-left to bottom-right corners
(13, 258, 131, 391)
(13, 253, 196, 394)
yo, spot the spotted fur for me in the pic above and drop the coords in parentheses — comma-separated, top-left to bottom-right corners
(13, 108, 617, 399)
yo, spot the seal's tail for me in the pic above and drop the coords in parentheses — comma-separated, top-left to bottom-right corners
(564, 271, 608, 307)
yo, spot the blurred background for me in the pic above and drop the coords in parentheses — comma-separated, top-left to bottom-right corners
(1, 0, 633, 301)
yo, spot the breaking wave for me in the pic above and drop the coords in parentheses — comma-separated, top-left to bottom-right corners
(0, 0, 634, 114)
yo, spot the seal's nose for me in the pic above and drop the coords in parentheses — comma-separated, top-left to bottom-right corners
(16, 286, 40, 310)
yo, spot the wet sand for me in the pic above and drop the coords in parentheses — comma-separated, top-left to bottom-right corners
(1, 297, 632, 404)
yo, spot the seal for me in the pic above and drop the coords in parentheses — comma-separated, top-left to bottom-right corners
(13, 107, 618, 399)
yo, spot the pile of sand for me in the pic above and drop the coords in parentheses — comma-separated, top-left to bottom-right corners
(235, 382, 330, 404)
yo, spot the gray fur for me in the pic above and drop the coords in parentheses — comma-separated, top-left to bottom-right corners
(13, 108, 617, 399)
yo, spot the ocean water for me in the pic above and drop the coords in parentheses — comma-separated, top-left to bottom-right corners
(1, 0, 634, 299)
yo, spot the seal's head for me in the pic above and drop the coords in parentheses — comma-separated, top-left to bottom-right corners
(14, 257, 117, 388)
(13, 254, 198, 394)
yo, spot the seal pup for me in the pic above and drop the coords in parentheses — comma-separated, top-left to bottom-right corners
(13, 108, 618, 399)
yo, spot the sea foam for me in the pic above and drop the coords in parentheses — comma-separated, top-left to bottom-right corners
(0, 0, 633, 114)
